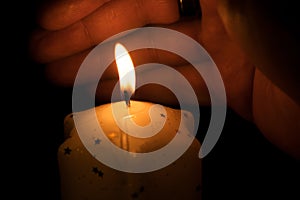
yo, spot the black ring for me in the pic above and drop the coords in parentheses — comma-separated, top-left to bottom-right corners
(178, 0, 201, 16)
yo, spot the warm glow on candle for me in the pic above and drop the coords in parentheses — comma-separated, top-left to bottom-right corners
(114, 43, 136, 106)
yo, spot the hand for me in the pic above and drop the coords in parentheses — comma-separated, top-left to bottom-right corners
(29, 0, 252, 115)
(29, 0, 300, 158)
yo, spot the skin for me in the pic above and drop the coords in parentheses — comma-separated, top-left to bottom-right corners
(29, 0, 300, 158)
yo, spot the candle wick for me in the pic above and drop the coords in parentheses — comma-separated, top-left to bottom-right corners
(123, 90, 131, 107)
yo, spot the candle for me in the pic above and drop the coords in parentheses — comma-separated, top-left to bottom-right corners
(58, 43, 202, 200)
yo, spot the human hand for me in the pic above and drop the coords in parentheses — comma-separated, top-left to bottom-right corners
(29, 0, 251, 117)
(29, 0, 300, 157)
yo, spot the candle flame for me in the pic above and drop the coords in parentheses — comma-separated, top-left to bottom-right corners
(115, 43, 136, 106)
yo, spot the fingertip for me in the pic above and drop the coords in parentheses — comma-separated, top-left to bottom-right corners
(35, 1, 65, 30)
(43, 49, 93, 87)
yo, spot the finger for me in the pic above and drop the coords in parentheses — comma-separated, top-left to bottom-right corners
(30, 0, 179, 63)
(37, 0, 109, 30)
(200, 0, 218, 18)
(44, 48, 91, 87)
(44, 19, 201, 86)
(198, 0, 224, 33)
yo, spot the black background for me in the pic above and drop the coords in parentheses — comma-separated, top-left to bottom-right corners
(5, 1, 299, 199)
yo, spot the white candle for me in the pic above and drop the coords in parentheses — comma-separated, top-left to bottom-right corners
(58, 42, 202, 199)
(59, 100, 202, 200)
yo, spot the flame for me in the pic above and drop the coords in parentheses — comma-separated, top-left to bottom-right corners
(114, 43, 136, 104)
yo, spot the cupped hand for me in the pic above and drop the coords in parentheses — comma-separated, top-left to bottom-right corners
(29, 0, 254, 119)
(29, 0, 300, 158)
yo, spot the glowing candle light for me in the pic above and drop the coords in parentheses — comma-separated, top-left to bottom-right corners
(115, 42, 136, 107)
(58, 42, 202, 200)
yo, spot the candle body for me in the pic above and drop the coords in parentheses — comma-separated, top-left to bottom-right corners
(58, 101, 202, 200)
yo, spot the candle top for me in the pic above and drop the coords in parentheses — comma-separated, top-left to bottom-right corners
(68, 100, 198, 173)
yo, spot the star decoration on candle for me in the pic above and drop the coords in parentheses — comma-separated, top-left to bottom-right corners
(94, 138, 101, 145)
(131, 186, 145, 198)
(139, 186, 144, 192)
(92, 167, 104, 178)
(92, 167, 98, 173)
(64, 147, 72, 155)
(131, 192, 139, 199)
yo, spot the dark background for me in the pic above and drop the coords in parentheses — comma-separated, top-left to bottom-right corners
(5, 1, 299, 199)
